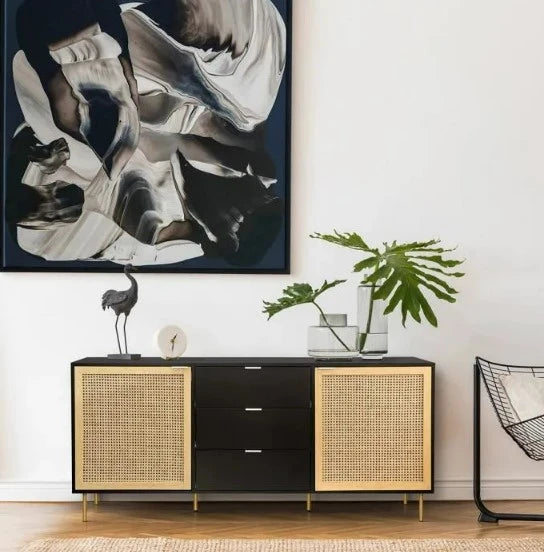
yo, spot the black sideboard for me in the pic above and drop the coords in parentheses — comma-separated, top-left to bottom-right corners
(71, 357, 434, 521)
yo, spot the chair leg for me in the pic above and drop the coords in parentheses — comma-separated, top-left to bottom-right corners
(473, 363, 544, 522)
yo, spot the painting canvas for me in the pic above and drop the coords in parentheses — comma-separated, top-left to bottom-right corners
(0, 0, 290, 272)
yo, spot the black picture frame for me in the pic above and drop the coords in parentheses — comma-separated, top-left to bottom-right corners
(0, 0, 291, 274)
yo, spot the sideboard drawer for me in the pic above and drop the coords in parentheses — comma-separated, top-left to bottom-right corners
(195, 408, 311, 449)
(194, 366, 311, 407)
(195, 450, 310, 491)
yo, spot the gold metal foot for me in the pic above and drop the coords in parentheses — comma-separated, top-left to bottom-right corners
(403, 493, 408, 505)
(193, 493, 198, 512)
(82, 493, 88, 522)
(418, 493, 424, 522)
(306, 493, 312, 512)
(94, 493, 99, 506)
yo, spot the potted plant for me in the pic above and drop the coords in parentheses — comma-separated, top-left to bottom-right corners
(311, 231, 465, 357)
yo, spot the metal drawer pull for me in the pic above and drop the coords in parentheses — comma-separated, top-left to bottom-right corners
(245, 408, 262, 411)
(244, 449, 262, 453)
(244, 366, 262, 370)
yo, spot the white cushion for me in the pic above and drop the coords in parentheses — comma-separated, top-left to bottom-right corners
(499, 374, 544, 423)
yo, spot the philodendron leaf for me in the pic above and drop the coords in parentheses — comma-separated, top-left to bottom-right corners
(384, 285, 404, 315)
(262, 279, 346, 319)
(410, 266, 458, 295)
(313, 230, 465, 327)
(353, 257, 379, 272)
(373, 272, 399, 301)
(311, 231, 378, 253)
(413, 286, 438, 327)
(387, 240, 442, 253)
(363, 264, 392, 284)
(414, 255, 464, 268)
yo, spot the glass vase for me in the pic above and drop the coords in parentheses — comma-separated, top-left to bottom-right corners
(357, 285, 388, 358)
(307, 313, 358, 359)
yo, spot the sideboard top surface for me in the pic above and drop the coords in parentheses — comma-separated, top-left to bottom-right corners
(72, 356, 434, 367)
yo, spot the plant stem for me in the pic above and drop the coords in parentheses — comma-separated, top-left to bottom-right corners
(359, 283, 376, 353)
(311, 301, 351, 351)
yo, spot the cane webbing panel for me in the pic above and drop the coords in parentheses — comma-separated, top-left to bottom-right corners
(315, 367, 432, 491)
(74, 366, 191, 490)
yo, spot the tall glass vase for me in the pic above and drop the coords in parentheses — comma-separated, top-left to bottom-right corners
(357, 284, 388, 358)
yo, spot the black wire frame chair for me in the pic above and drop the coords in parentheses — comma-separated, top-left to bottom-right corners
(474, 356, 544, 522)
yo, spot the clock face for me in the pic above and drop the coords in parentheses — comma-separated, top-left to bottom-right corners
(155, 325, 187, 359)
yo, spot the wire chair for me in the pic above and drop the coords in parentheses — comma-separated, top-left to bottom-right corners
(474, 356, 544, 522)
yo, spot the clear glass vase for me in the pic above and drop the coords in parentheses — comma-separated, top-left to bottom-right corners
(307, 313, 358, 358)
(357, 285, 388, 358)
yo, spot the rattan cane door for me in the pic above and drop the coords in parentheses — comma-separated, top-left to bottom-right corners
(73, 366, 191, 491)
(315, 367, 432, 491)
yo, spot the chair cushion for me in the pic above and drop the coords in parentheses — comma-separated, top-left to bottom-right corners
(499, 374, 544, 423)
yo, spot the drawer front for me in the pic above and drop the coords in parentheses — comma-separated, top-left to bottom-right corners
(195, 450, 310, 491)
(195, 408, 311, 449)
(194, 366, 311, 407)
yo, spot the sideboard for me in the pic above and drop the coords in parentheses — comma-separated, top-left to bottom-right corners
(71, 357, 434, 522)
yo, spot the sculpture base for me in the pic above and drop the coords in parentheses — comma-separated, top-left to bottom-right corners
(107, 354, 142, 360)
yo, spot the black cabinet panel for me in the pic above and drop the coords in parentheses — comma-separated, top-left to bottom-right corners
(195, 408, 311, 449)
(194, 366, 311, 407)
(195, 450, 310, 491)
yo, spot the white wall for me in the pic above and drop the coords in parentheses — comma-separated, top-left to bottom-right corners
(2, 0, 544, 501)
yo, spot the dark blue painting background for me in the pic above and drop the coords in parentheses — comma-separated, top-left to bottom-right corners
(1, 0, 290, 272)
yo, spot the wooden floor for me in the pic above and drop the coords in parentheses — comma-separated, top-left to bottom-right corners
(3, 500, 544, 552)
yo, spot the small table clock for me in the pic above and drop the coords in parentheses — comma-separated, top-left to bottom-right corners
(155, 325, 187, 359)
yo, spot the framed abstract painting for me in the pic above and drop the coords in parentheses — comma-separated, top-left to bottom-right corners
(0, 0, 290, 272)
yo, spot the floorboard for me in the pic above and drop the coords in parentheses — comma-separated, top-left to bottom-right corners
(2, 501, 544, 552)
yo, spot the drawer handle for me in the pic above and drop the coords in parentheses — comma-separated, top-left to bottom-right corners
(245, 449, 262, 453)
(245, 408, 262, 411)
(245, 366, 262, 370)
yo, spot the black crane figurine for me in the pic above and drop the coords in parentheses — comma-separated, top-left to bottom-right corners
(101, 264, 141, 359)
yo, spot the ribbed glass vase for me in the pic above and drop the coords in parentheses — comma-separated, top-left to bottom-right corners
(307, 313, 358, 359)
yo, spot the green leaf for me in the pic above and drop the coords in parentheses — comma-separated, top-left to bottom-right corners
(413, 287, 438, 327)
(353, 257, 379, 272)
(417, 278, 456, 303)
(387, 239, 441, 253)
(311, 231, 376, 252)
(384, 285, 404, 315)
(401, 296, 409, 326)
(262, 280, 346, 319)
(414, 255, 464, 268)
(403, 284, 422, 323)
(373, 273, 400, 301)
(410, 266, 458, 295)
(363, 264, 392, 284)
(312, 231, 464, 327)
(409, 261, 465, 278)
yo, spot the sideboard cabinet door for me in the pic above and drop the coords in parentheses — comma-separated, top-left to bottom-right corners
(314, 366, 432, 492)
(73, 366, 192, 491)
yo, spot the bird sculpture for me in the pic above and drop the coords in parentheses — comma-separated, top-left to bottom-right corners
(101, 264, 138, 355)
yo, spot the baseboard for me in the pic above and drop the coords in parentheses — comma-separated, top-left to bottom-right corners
(2, 479, 544, 502)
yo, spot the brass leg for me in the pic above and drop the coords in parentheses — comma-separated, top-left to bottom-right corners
(306, 493, 312, 512)
(418, 493, 424, 522)
(82, 493, 88, 522)
(94, 493, 99, 506)
(403, 493, 408, 505)
(193, 493, 198, 512)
